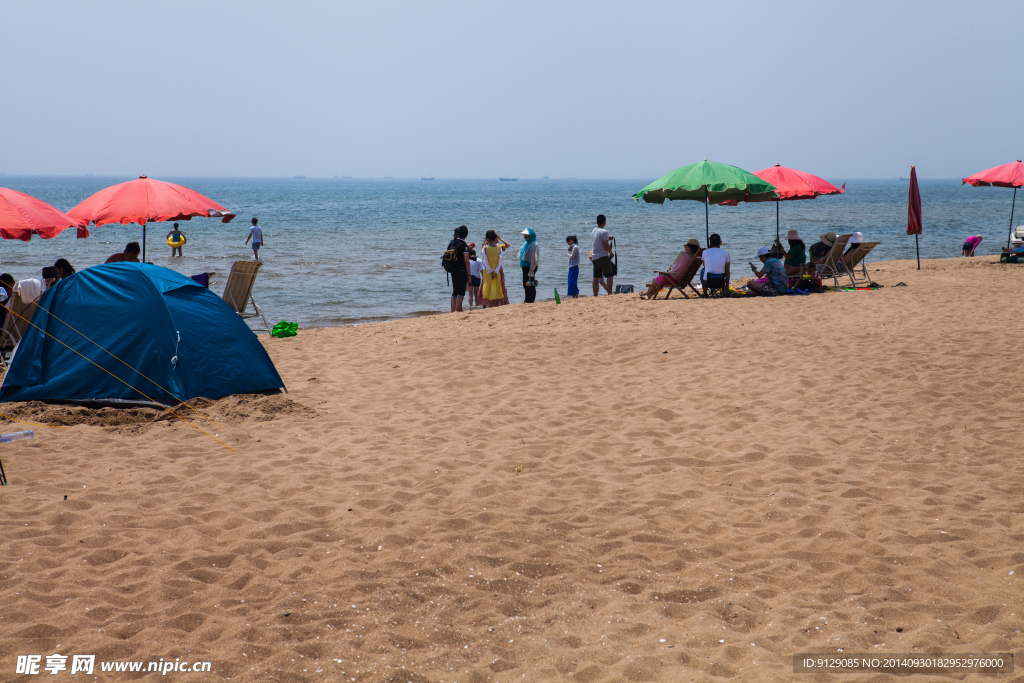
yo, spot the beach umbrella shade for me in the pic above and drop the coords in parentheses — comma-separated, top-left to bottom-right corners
(721, 164, 845, 241)
(0, 187, 87, 242)
(961, 160, 1024, 249)
(632, 160, 778, 243)
(907, 166, 922, 270)
(68, 175, 236, 261)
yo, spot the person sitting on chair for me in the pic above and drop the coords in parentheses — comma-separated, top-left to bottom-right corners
(105, 242, 142, 264)
(641, 239, 700, 299)
(701, 233, 730, 297)
(781, 229, 807, 277)
(747, 247, 789, 297)
(840, 232, 864, 268)
(808, 231, 837, 271)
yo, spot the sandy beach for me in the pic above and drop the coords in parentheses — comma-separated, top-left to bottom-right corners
(1, 257, 1021, 682)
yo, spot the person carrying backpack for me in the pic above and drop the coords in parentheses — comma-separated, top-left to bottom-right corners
(442, 225, 473, 312)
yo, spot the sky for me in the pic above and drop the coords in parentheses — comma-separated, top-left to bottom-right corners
(2, 1, 1022, 179)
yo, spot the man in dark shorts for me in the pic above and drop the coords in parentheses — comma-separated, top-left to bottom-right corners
(448, 225, 472, 312)
(591, 214, 614, 296)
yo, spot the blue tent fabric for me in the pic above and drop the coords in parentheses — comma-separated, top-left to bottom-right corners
(0, 263, 285, 406)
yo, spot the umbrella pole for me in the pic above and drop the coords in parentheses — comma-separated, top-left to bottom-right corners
(776, 200, 780, 243)
(142, 224, 147, 263)
(704, 186, 709, 245)
(915, 233, 920, 270)
(1008, 187, 1017, 250)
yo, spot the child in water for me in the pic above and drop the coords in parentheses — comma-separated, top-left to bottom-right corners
(166, 222, 185, 257)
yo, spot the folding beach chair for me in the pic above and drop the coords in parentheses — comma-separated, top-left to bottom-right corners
(647, 249, 704, 300)
(222, 261, 271, 334)
(843, 242, 880, 286)
(0, 294, 40, 369)
(815, 234, 853, 287)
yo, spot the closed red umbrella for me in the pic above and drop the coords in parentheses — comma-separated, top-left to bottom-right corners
(68, 175, 236, 261)
(962, 160, 1024, 249)
(907, 166, 922, 270)
(721, 164, 844, 240)
(0, 187, 86, 242)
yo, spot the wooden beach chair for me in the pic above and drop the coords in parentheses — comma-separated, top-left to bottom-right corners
(843, 242, 881, 286)
(647, 249, 704, 300)
(0, 295, 40, 369)
(222, 261, 270, 334)
(815, 233, 853, 287)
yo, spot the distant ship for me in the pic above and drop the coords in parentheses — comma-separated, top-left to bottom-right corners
(421, 176, 435, 181)
(341, 176, 352, 179)
(294, 175, 306, 179)
(899, 176, 908, 181)
(543, 175, 549, 180)
(498, 177, 518, 181)
(85, 173, 95, 177)
(384, 176, 394, 179)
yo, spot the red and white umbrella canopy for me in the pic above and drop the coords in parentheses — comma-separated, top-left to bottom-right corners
(68, 175, 236, 227)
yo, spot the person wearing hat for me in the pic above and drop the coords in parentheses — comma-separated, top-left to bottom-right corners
(808, 231, 837, 271)
(781, 229, 807, 277)
(640, 238, 700, 300)
(747, 246, 788, 297)
(519, 227, 540, 304)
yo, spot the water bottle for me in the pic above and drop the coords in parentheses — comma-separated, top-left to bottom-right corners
(0, 430, 34, 443)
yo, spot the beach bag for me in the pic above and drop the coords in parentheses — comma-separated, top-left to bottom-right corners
(272, 320, 298, 338)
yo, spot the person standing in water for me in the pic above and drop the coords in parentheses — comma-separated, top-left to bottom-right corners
(166, 222, 185, 257)
(245, 217, 264, 259)
(520, 227, 540, 304)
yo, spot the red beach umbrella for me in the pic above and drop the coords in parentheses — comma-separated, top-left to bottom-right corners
(961, 160, 1024, 249)
(722, 164, 844, 240)
(68, 175, 236, 261)
(907, 166, 922, 270)
(0, 187, 86, 242)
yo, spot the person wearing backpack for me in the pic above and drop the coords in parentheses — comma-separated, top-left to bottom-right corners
(443, 225, 473, 312)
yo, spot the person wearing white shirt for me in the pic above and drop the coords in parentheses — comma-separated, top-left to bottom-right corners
(700, 233, 731, 297)
(468, 246, 484, 307)
(245, 217, 264, 259)
(566, 235, 581, 297)
(590, 214, 614, 296)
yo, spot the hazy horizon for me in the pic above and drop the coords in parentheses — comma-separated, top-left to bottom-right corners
(3, 1, 1022, 180)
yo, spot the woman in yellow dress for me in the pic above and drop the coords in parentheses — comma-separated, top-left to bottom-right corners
(479, 230, 510, 307)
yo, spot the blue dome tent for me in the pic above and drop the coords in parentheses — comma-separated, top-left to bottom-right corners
(0, 263, 285, 406)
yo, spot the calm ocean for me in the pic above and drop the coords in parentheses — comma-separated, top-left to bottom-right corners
(0, 176, 1017, 328)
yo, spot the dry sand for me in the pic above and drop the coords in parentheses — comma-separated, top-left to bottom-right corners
(1, 257, 1021, 682)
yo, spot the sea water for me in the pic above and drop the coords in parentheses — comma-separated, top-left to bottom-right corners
(0, 176, 1017, 328)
